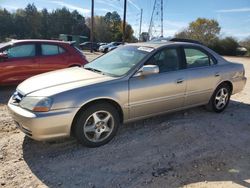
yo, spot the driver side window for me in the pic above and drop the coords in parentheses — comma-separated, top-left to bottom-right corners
(146, 48, 180, 73)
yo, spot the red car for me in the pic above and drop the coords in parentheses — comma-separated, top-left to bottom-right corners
(0, 39, 88, 85)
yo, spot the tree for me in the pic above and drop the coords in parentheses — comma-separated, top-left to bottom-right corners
(13, 9, 29, 39)
(0, 4, 136, 43)
(212, 37, 239, 56)
(89, 12, 135, 42)
(175, 18, 221, 46)
(24, 3, 42, 38)
(93, 16, 112, 42)
(0, 9, 13, 41)
(40, 8, 50, 39)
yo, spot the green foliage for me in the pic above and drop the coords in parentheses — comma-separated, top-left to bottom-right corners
(0, 3, 90, 41)
(87, 11, 135, 42)
(0, 8, 14, 40)
(211, 37, 239, 56)
(0, 5, 136, 43)
(174, 18, 248, 56)
(175, 18, 221, 46)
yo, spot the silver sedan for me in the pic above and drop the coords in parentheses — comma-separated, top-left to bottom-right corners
(8, 40, 246, 147)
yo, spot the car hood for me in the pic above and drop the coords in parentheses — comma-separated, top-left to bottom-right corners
(17, 67, 113, 96)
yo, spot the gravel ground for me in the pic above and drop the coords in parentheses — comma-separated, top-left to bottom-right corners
(0, 56, 250, 188)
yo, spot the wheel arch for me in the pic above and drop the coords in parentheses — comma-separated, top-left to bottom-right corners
(69, 64, 81, 67)
(216, 80, 233, 93)
(70, 98, 124, 136)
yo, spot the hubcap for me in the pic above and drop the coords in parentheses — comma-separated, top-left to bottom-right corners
(83, 111, 114, 142)
(215, 88, 229, 110)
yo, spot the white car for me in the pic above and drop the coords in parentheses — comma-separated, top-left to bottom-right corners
(99, 42, 122, 53)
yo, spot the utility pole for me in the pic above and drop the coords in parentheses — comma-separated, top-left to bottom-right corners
(160, 0, 163, 37)
(122, 0, 127, 44)
(139, 8, 143, 41)
(90, 0, 94, 53)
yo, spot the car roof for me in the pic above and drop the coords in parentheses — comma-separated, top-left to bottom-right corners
(129, 41, 202, 49)
(10, 39, 71, 45)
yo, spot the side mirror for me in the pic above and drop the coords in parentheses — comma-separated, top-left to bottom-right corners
(134, 65, 159, 77)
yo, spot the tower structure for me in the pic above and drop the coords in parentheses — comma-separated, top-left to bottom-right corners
(148, 0, 164, 40)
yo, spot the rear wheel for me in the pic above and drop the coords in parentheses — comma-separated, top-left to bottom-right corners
(206, 83, 231, 113)
(74, 103, 120, 147)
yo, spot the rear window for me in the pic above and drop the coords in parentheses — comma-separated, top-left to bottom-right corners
(41, 44, 65, 56)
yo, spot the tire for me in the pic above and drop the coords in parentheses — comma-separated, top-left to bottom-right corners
(206, 83, 232, 113)
(74, 103, 120, 147)
(104, 48, 108, 53)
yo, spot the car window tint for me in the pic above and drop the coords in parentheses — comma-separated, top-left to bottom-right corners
(41, 44, 65, 55)
(147, 48, 180, 73)
(7, 44, 35, 58)
(184, 48, 210, 68)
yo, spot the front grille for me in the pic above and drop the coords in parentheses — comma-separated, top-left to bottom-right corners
(11, 91, 24, 104)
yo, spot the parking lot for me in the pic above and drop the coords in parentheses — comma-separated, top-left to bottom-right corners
(0, 56, 250, 188)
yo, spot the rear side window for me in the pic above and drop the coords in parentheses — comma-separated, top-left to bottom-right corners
(41, 44, 65, 56)
(7, 44, 36, 58)
(184, 48, 210, 68)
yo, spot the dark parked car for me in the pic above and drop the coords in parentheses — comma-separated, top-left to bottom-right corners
(0, 39, 88, 85)
(80, 42, 99, 51)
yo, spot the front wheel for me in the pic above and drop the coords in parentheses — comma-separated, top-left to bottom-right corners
(206, 83, 231, 113)
(74, 103, 120, 147)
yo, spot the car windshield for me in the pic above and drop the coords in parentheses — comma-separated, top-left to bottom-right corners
(84, 45, 152, 77)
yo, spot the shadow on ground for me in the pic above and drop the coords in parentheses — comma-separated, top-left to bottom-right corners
(22, 100, 250, 188)
(0, 86, 16, 104)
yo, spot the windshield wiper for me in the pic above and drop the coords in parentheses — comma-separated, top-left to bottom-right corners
(84, 67, 105, 75)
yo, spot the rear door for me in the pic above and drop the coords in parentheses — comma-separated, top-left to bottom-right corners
(0, 43, 39, 85)
(36, 43, 67, 73)
(182, 46, 220, 106)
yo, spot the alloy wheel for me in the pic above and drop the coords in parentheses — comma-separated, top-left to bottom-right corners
(83, 111, 114, 142)
(215, 88, 229, 110)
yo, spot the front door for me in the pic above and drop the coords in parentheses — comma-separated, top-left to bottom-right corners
(0, 43, 39, 85)
(129, 47, 187, 119)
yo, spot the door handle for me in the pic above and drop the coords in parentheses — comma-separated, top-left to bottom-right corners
(215, 72, 220, 77)
(176, 79, 184, 84)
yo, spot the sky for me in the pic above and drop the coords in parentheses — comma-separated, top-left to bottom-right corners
(0, 0, 250, 40)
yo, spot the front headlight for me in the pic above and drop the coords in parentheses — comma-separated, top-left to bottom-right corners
(19, 97, 53, 112)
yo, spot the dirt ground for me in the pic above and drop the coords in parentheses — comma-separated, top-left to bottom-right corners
(0, 56, 250, 188)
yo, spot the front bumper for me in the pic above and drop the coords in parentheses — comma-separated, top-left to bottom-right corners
(8, 103, 79, 141)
